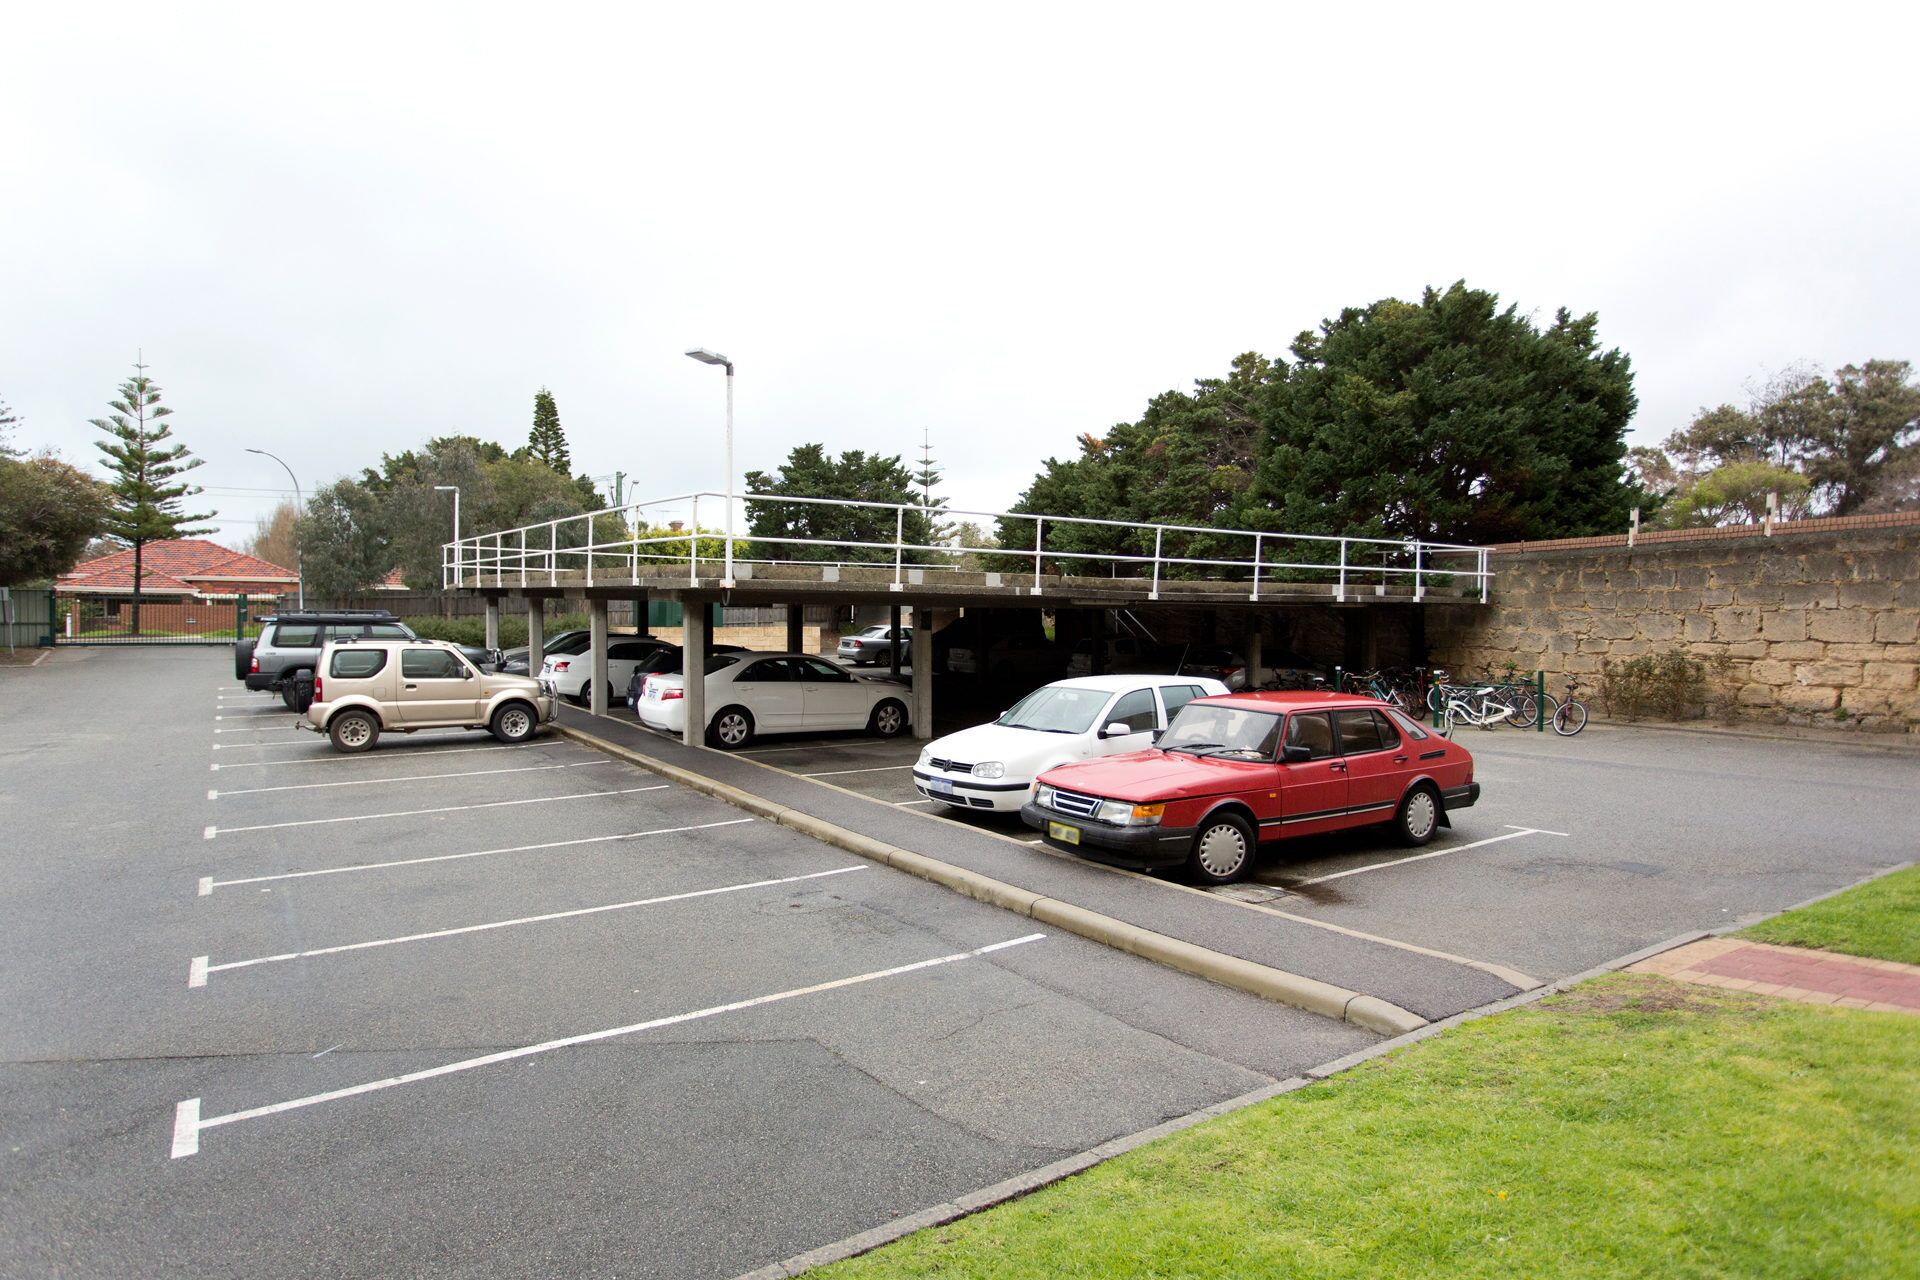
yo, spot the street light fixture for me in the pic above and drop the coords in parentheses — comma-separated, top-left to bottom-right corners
(244, 447, 305, 610)
(685, 348, 735, 586)
(434, 486, 461, 585)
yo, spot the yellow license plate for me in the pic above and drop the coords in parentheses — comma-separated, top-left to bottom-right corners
(1048, 821, 1082, 846)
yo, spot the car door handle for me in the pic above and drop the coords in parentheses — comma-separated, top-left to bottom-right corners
(405, 683, 418, 689)
(1329, 762, 1347, 772)
(1393, 755, 1409, 764)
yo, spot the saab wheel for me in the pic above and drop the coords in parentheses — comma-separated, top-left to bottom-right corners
(708, 706, 754, 750)
(1395, 785, 1441, 847)
(491, 702, 538, 744)
(1186, 812, 1254, 885)
(329, 710, 379, 754)
(869, 699, 909, 738)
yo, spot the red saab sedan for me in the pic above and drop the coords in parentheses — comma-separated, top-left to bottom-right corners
(1022, 691, 1479, 884)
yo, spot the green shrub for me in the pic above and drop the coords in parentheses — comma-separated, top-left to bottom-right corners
(401, 613, 589, 650)
(1600, 648, 1724, 720)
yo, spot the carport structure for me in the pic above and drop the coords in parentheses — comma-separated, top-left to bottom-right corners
(444, 492, 1493, 744)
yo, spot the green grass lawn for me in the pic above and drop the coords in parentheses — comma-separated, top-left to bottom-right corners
(820, 975, 1918, 1280)
(1737, 865, 1920, 967)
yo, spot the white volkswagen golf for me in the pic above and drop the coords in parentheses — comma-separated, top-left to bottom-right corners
(911, 674, 1228, 813)
(637, 652, 912, 749)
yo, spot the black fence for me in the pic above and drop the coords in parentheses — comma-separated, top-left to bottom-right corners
(52, 594, 269, 645)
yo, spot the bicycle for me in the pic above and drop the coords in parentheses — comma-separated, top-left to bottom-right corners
(1431, 674, 1517, 737)
(1551, 677, 1590, 736)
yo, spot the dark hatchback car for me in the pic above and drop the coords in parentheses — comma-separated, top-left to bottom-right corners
(1023, 691, 1479, 884)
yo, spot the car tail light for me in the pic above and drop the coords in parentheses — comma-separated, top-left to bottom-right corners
(1222, 666, 1242, 678)
(553, 660, 570, 671)
(249, 654, 259, 673)
(662, 686, 684, 700)
(312, 674, 323, 702)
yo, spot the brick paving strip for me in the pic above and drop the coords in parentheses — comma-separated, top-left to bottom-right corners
(1628, 937, 1920, 1013)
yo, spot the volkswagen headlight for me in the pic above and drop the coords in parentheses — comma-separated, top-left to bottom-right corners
(918, 746, 934, 767)
(972, 761, 1005, 780)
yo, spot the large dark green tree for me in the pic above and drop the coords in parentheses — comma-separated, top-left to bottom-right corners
(1249, 283, 1641, 545)
(527, 387, 570, 473)
(744, 444, 934, 562)
(1813, 360, 1920, 514)
(999, 352, 1272, 573)
(0, 453, 112, 586)
(89, 361, 216, 633)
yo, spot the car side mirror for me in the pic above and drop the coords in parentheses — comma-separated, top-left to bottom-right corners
(1282, 744, 1313, 763)
(1100, 721, 1133, 739)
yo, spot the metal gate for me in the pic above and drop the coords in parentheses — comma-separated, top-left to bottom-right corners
(52, 593, 263, 646)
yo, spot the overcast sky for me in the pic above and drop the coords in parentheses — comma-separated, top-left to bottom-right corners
(4, 2, 1916, 550)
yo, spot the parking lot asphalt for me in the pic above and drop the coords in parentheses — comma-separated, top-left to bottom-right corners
(652, 694, 1920, 1005)
(0, 648, 1373, 1280)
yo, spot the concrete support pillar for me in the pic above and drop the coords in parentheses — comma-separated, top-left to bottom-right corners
(632, 591, 649, 636)
(708, 602, 721, 656)
(682, 600, 708, 748)
(1090, 607, 1107, 676)
(588, 598, 609, 716)
(889, 603, 903, 676)
(1247, 627, 1264, 689)
(786, 604, 804, 655)
(527, 601, 546, 674)
(911, 606, 933, 740)
(484, 598, 500, 652)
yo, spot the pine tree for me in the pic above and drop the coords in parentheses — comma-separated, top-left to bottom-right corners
(528, 388, 571, 473)
(0, 394, 20, 458)
(89, 358, 215, 635)
(912, 429, 954, 545)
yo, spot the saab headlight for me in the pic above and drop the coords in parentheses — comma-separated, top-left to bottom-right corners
(972, 761, 1005, 780)
(1097, 799, 1165, 826)
(1035, 784, 1056, 809)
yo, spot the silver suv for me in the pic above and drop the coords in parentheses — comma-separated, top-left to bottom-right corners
(302, 639, 557, 753)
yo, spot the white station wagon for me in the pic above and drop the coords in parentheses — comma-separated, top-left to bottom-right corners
(912, 674, 1227, 813)
(638, 652, 912, 749)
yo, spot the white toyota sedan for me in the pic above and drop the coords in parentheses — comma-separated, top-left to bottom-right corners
(911, 674, 1228, 813)
(540, 636, 672, 704)
(637, 652, 912, 749)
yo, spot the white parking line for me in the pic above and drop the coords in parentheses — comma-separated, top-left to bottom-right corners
(211, 741, 324, 751)
(208, 760, 608, 799)
(203, 785, 666, 839)
(801, 764, 916, 778)
(188, 864, 867, 987)
(211, 744, 535, 771)
(198, 817, 757, 894)
(894, 799, 935, 807)
(171, 932, 1045, 1157)
(213, 724, 301, 734)
(1296, 827, 1565, 885)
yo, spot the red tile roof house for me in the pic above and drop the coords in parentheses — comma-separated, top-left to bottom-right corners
(56, 540, 297, 637)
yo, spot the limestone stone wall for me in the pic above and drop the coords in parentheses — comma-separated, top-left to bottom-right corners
(1427, 522, 1920, 734)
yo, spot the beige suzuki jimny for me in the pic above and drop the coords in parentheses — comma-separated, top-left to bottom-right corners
(303, 638, 558, 752)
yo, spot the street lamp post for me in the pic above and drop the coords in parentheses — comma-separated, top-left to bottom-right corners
(434, 485, 461, 586)
(685, 348, 735, 587)
(245, 447, 305, 610)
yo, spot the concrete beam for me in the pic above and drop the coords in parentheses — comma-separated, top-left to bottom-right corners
(588, 599, 609, 716)
(527, 602, 545, 674)
(911, 607, 933, 740)
(682, 599, 708, 747)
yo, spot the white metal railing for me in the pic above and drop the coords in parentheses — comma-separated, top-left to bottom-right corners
(441, 491, 1492, 603)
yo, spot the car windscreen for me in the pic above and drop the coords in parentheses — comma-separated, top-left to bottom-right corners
(549, 633, 593, 655)
(996, 685, 1112, 734)
(1160, 703, 1282, 760)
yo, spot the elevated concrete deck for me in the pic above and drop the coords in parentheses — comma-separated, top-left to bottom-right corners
(458, 560, 1485, 608)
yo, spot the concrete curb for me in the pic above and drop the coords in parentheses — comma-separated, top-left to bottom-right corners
(724, 927, 1730, 1280)
(554, 723, 1428, 1036)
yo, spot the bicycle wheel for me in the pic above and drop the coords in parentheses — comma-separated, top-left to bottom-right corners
(1552, 699, 1589, 736)
(1511, 690, 1558, 729)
